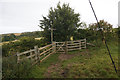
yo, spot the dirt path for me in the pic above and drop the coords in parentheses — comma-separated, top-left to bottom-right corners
(44, 49, 90, 78)
(58, 54, 75, 61)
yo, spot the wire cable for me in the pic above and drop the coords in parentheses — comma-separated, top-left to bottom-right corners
(88, 0, 117, 73)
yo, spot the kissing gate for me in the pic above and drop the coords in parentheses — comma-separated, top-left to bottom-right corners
(17, 39, 86, 65)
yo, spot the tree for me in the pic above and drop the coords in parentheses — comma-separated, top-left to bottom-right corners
(9, 34, 16, 41)
(39, 2, 82, 42)
(89, 20, 113, 33)
(2, 35, 10, 41)
(88, 20, 113, 40)
(2, 34, 16, 42)
(19, 37, 36, 51)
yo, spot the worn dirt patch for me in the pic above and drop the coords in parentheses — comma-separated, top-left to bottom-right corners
(58, 54, 75, 61)
(58, 49, 90, 61)
(44, 49, 90, 78)
(44, 63, 70, 78)
(44, 63, 63, 78)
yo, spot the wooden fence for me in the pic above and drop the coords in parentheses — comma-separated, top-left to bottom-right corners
(17, 43, 56, 65)
(17, 39, 86, 65)
(55, 39, 86, 53)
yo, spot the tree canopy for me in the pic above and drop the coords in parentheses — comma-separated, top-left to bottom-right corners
(39, 2, 82, 42)
(89, 20, 113, 32)
(88, 20, 113, 42)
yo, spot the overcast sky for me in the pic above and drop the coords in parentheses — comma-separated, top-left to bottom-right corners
(0, 0, 119, 34)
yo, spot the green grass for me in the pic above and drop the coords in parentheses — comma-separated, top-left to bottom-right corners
(29, 40, 119, 78)
(29, 53, 60, 78)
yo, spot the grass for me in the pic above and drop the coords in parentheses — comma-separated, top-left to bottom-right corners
(29, 40, 119, 78)
(29, 53, 60, 78)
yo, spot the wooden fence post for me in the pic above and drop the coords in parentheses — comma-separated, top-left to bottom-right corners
(17, 52, 20, 63)
(30, 49, 32, 60)
(53, 42, 56, 53)
(37, 48, 40, 64)
(65, 41, 68, 54)
(34, 46, 38, 63)
(79, 40, 81, 50)
(30, 49, 33, 64)
(85, 38, 86, 49)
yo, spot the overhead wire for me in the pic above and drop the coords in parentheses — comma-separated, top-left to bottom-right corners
(88, 0, 117, 73)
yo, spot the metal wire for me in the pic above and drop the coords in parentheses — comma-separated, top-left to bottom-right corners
(88, 0, 117, 73)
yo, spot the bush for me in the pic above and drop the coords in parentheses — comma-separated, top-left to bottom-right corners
(2, 56, 31, 78)
(2, 37, 48, 57)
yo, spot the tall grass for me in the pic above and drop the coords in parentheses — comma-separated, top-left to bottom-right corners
(2, 55, 32, 78)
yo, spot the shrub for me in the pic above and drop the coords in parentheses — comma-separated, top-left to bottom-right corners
(2, 55, 31, 78)
(2, 37, 48, 57)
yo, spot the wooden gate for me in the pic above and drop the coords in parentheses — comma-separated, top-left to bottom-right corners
(55, 39, 86, 53)
(16, 39, 87, 65)
(55, 42, 66, 53)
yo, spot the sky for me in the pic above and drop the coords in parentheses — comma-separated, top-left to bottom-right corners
(0, 0, 119, 34)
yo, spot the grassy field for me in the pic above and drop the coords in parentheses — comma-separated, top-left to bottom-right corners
(26, 40, 119, 78)
(0, 37, 43, 45)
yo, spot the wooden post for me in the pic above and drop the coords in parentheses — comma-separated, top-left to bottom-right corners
(51, 28, 53, 43)
(50, 28, 56, 43)
(79, 40, 81, 50)
(53, 42, 56, 53)
(51, 43, 53, 53)
(34, 46, 38, 63)
(17, 52, 20, 63)
(65, 41, 68, 54)
(84, 38, 86, 49)
(30, 49, 33, 64)
(30, 49, 33, 60)
(37, 49, 40, 64)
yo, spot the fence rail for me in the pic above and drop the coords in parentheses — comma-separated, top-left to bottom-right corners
(55, 39, 86, 53)
(17, 39, 87, 65)
(17, 43, 56, 65)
